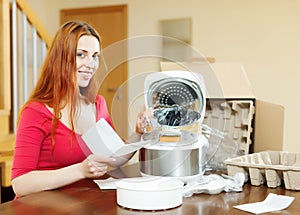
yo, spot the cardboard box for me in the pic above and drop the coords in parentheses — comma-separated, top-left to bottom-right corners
(160, 62, 284, 154)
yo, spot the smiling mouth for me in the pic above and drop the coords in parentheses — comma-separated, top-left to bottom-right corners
(79, 71, 93, 74)
(79, 71, 93, 80)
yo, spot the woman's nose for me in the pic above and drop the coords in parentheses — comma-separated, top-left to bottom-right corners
(85, 57, 99, 69)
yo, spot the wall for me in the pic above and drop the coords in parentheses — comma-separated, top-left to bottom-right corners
(27, 0, 300, 152)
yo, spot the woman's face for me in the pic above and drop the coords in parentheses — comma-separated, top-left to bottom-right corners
(76, 35, 100, 88)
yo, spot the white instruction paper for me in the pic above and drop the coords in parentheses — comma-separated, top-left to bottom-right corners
(234, 193, 295, 214)
(94, 177, 120, 190)
(82, 118, 150, 157)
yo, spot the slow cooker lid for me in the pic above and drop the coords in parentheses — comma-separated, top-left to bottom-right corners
(152, 79, 198, 107)
(145, 71, 206, 127)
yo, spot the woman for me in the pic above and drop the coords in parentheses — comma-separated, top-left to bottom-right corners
(11, 20, 147, 197)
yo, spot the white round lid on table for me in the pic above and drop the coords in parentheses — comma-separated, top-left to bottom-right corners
(116, 177, 184, 210)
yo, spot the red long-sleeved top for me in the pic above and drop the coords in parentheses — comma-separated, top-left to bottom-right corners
(12, 95, 113, 180)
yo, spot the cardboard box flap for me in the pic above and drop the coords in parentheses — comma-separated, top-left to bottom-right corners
(254, 100, 284, 152)
(160, 62, 255, 99)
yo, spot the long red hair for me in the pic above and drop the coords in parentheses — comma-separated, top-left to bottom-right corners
(19, 20, 102, 144)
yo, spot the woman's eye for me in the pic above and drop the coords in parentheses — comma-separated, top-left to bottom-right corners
(92, 54, 100, 60)
(76, 52, 85, 58)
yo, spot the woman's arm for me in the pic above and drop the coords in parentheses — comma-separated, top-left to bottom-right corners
(12, 163, 84, 197)
(12, 154, 115, 197)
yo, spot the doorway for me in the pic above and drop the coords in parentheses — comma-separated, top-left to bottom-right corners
(61, 5, 129, 139)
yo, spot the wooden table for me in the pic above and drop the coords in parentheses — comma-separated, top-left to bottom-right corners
(0, 163, 299, 215)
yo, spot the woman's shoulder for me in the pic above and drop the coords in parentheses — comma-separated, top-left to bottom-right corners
(95, 94, 105, 102)
(95, 95, 108, 106)
(95, 95, 112, 125)
(23, 101, 51, 117)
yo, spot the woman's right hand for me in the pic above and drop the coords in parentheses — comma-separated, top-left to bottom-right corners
(81, 154, 116, 178)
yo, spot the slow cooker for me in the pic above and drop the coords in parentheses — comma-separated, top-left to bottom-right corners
(139, 70, 208, 181)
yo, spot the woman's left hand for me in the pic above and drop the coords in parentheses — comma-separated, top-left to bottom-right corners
(135, 108, 154, 134)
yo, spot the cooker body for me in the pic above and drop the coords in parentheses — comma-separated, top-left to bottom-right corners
(139, 143, 207, 177)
